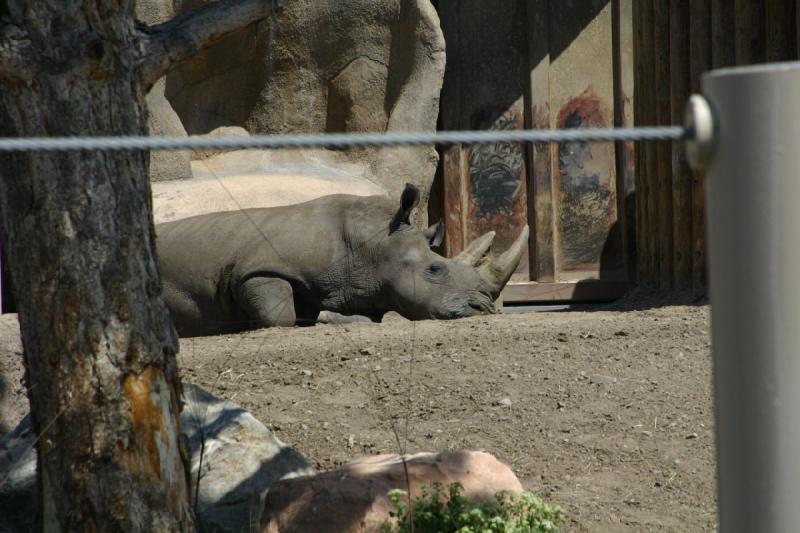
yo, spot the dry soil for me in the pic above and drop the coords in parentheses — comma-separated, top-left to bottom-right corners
(0, 291, 716, 532)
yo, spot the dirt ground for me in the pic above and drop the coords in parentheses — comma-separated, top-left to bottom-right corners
(1, 291, 716, 532)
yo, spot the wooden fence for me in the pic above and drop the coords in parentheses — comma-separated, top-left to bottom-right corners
(634, 0, 800, 290)
(436, 0, 636, 303)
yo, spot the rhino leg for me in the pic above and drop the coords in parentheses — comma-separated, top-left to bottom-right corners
(236, 277, 297, 328)
(162, 278, 202, 334)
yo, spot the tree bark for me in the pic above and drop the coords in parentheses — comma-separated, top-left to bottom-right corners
(0, 1, 272, 530)
(138, 0, 276, 89)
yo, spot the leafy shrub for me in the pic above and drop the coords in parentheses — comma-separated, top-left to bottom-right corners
(381, 481, 565, 533)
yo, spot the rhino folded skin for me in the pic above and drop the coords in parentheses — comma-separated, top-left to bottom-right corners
(156, 185, 528, 337)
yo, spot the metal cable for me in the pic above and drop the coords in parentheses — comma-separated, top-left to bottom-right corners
(0, 126, 687, 152)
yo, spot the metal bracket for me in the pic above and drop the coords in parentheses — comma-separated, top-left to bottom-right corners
(684, 94, 716, 172)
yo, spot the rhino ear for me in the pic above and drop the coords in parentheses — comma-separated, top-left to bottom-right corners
(390, 182, 420, 232)
(423, 220, 444, 248)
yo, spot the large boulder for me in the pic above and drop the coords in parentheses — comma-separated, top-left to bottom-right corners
(259, 451, 523, 532)
(145, 78, 193, 182)
(0, 384, 313, 533)
(165, 0, 445, 224)
(181, 384, 314, 532)
(0, 414, 36, 533)
(164, 0, 270, 134)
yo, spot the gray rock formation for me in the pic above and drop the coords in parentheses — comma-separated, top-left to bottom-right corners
(0, 415, 36, 533)
(0, 384, 313, 533)
(165, 0, 445, 223)
(191, 126, 251, 161)
(146, 78, 193, 181)
(165, 0, 271, 134)
(136, 0, 193, 182)
(181, 384, 314, 532)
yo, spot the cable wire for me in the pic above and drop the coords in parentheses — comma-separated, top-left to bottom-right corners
(0, 126, 687, 153)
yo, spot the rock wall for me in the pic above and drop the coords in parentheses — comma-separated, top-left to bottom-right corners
(164, 0, 445, 224)
(136, 0, 192, 182)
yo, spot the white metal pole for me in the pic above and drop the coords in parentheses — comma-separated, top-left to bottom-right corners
(689, 61, 800, 532)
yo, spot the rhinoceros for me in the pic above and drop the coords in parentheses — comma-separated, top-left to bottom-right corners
(155, 183, 528, 337)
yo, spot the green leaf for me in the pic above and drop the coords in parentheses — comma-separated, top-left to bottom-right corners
(381, 482, 566, 533)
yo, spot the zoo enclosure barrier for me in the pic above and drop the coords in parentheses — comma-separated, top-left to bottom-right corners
(0, 127, 685, 152)
(2, 61, 800, 533)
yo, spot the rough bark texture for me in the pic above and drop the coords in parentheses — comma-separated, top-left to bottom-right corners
(0, 0, 272, 530)
(139, 0, 275, 89)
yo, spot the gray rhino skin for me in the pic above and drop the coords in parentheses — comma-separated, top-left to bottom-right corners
(156, 183, 528, 337)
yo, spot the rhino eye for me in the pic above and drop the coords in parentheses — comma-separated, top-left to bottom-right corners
(425, 261, 448, 278)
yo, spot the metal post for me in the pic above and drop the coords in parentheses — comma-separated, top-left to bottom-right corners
(689, 61, 800, 532)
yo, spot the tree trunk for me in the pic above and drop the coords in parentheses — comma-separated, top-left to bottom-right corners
(0, 5, 192, 532)
(0, 1, 273, 530)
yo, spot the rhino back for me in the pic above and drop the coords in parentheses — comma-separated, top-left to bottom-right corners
(155, 194, 396, 331)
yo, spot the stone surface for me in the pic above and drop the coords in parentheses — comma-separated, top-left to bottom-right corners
(135, 0, 174, 25)
(181, 384, 314, 532)
(0, 313, 24, 435)
(165, 0, 445, 224)
(146, 78, 193, 182)
(0, 384, 313, 533)
(152, 149, 388, 224)
(136, 0, 193, 182)
(0, 414, 36, 533)
(191, 126, 251, 160)
(259, 450, 523, 532)
(165, 0, 270, 133)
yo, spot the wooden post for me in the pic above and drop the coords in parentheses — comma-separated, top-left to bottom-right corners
(653, 0, 673, 288)
(635, 1, 658, 286)
(689, 0, 711, 292)
(632, 0, 797, 293)
(734, 0, 766, 64)
(527, 0, 555, 283)
(442, 145, 467, 258)
(614, 0, 637, 282)
(765, 0, 797, 61)
(670, 0, 692, 289)
(711, 0, 736, 68)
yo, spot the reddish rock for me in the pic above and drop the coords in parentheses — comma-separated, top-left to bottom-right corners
(259, 450, 523, 533)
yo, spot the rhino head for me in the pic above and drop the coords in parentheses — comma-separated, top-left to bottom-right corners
(374, 183, 529, 320)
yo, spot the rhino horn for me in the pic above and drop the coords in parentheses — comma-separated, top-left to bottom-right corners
(454, 231, 496, 266)
(479, 225, 530, 298)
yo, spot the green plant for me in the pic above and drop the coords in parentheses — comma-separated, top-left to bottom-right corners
(381, 482, 565, 533)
